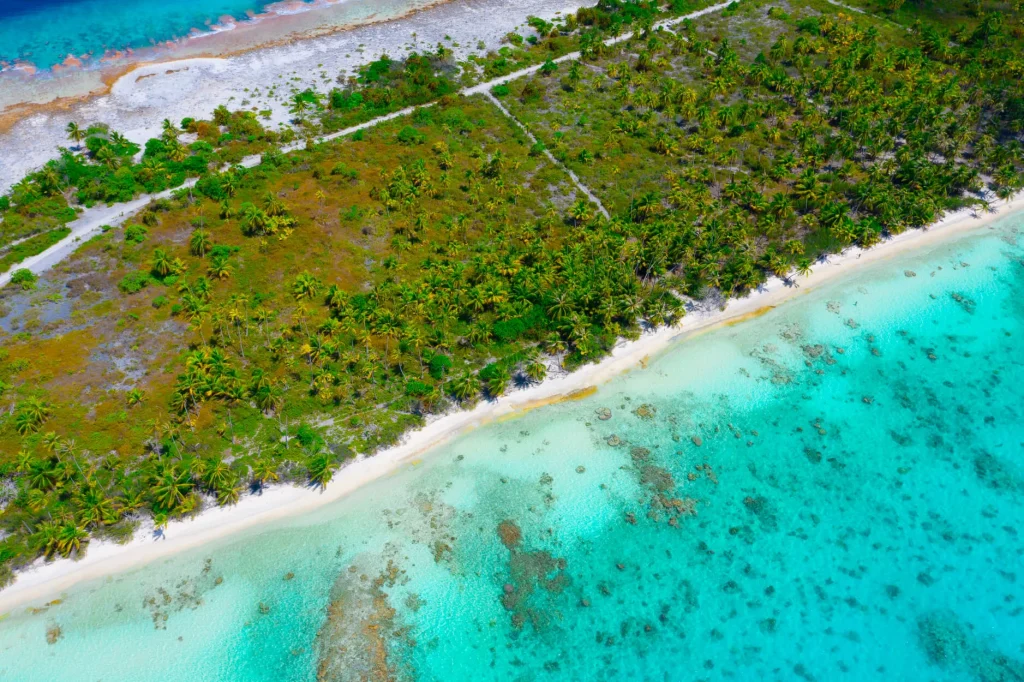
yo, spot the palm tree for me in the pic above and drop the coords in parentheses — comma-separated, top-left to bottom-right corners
(38, 166, 62, 196)
(150, 463, 193, 513)
(467, 321, 491, 345)
(240, 203, 270, 236)
(95, 145, 121, 170)
(56, 520, 89, 557)
(307, 451, 336, 488)
(203, 459, 234, 492)
(262, 192, 287, 217)
(290, 94, 311, 123)
(768, 192, 794, 221)
(151, 248, 174, 277)
(568, 61, 583, 85)
(189, 229, 212, 257)
(795, 257, 812, 279)
(218, 199, 234, 220)
(66, 122, 85, 149)
(208, 254, 232, 280)
(524, 360, 547, 384)
(325, 284, 348, 310)
(15, 449, 35, 473)
(570, 199, 593, 225)
(165, 139, 188, 163)
(161, 118, 180, 139)
(75, 484, 118, 527)
(15, 398, 51, 435)
(487, 366, 512, 397)
(254, 383, 282, 414)
(293, 272, 321, 300)
(217, 484, 241, 506)
(543, 332, 567, 357)
(792, 168, 821, 210)
(34, 520, 63, 558)
(251, 458, 279, 490)
(633, 192, 661, 221)
(448, 373, 480, 402)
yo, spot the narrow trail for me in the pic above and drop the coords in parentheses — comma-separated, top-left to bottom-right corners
(484, 91, 610, 220)
(0, 1, 733, 288)
(825, 0, 865, 13)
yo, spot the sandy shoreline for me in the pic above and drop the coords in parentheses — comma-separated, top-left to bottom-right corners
(0, 0, 445, 108)
(1, 192, 1021, 615)
(0, 0, 450, 135)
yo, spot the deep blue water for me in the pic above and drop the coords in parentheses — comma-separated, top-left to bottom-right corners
(1, 216, 1023, 681)
(0, 0, 314, 69)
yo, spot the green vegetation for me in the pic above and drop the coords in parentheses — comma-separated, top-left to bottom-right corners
(0, 227, 70, 272)
(0, 0, 1022, 585)
(320, 53, 459, 132)
(0, 110, 281, 264)
(0, 0, 713, 270)
(9, 269, 37, 290)
(502, 0, 1024, 291)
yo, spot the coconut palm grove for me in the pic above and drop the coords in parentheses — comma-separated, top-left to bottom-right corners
(0, 0, 1022, 586)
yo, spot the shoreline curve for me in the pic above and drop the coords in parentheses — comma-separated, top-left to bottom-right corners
(1, 192, 1021, 615)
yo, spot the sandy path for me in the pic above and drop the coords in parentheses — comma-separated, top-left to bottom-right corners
(484, 90, 611, 218)
(1, 192, 1021, 614)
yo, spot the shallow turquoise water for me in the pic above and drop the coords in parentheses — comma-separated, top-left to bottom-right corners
(1, 215, 1023, 681)
(0, 0, 314, 70)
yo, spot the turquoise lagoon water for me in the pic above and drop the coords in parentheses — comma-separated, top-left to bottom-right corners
(2, 215, 1024, 681)
(0, 0, 329, 70)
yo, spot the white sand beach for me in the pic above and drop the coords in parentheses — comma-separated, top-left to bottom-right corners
(1, 191, 1021, 615)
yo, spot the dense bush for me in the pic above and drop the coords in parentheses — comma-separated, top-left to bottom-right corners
(124, 224, 148, 244)
(118, 271, 151, 294)
(9, 268, 36, 290)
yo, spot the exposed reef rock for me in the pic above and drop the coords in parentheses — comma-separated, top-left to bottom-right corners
(633, 404, 656, 420)
(316, 559, 410, 682)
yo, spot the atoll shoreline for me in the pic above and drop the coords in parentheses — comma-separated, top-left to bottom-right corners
(1, 192, 1021, 616)
(0, 0, 445, 91)
(0, 0, 584, 190)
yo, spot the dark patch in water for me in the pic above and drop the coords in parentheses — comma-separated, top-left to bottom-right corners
(917, 610, 1024, 682)
(496, 520, 570, 631)
(497, 519, 523, 550)
(974, 452, 1022, 492)
(742, 494, 779, 532)
(142, 557, 223, 630)
(627, 443, 699, 525)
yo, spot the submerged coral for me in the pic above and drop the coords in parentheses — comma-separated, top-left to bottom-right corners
(315, 559, 410, 682)
(495, 519, 570, 631)
(918, 611, 1024, 682)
